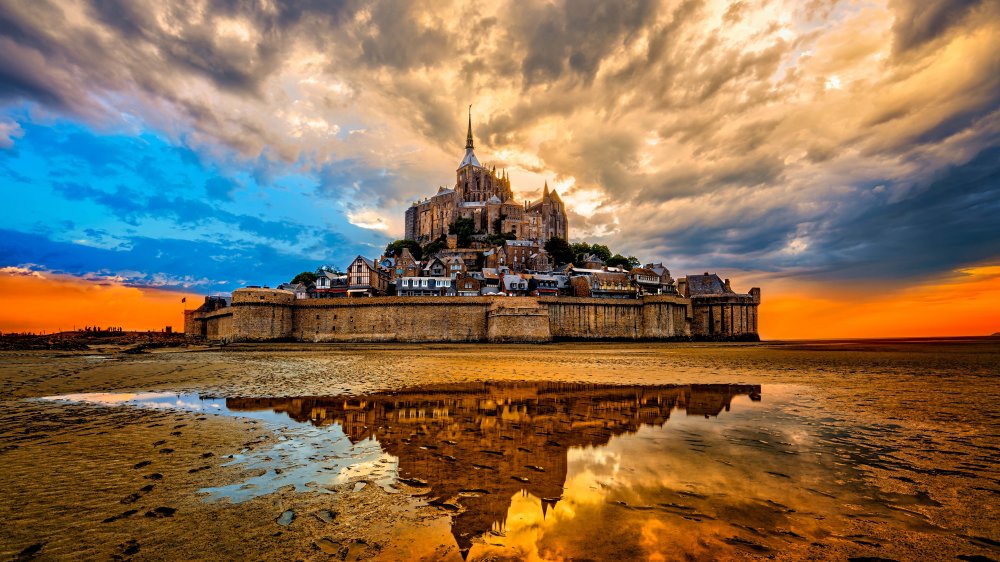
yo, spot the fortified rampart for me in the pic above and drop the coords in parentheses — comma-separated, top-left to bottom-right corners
(186, 287, 759, 343)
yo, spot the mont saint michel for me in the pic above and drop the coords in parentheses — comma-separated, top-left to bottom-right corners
(183, 113, 760, 344)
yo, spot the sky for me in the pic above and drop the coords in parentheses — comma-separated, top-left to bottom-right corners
(1, 0, 998, 337)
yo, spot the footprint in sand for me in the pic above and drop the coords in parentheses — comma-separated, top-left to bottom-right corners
(15, 542, 44, 561)
(159, 448, 174, 454)
(143, 473, 163, 480)
(315, 510, 337, 524)
(315, 538, 340, 554)
(132, 460, 151, 469)
(276, 510, 294, 526)
(111, 538, 140, 560)
(103, 509, 139, 523)
(121, 484, 154, 504)
(144, 506, 176, 518)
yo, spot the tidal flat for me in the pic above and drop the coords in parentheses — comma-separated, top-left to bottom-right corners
(0, 339, 998, 561)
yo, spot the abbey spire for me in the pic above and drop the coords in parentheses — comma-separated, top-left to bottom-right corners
(459, 105, 481, 169)
(466, 104, 474, 150)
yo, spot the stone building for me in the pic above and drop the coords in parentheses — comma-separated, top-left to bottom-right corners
(679, 273, 760, 340)
(404, 112, 568, 245)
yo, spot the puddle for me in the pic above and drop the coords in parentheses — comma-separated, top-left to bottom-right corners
(41, 392, 398, 502)
(42, 382, 963, 558)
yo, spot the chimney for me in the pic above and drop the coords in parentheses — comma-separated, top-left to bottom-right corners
(677, 277, 688, 297)
(724, 278, 732, 292)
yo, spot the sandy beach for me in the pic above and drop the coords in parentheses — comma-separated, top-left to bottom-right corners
(1, 339, 998, 560)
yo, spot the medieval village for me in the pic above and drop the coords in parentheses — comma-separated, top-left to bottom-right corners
(185, 114, 760, 343)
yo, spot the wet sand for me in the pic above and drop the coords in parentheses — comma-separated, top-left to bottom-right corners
(0, 339, 998, 560)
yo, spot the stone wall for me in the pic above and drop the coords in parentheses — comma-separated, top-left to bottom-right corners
(541, 296, 690, 340)
(185, 289, 759, 343)
(292, 297, 490, 342)
(203, 310, 233, 341)
(690, 292, 760, 340)
(230, 288, 295, 341)
(487, 300, 550, 343)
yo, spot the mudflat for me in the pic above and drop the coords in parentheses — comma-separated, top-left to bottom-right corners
(1, 339, 998, 561)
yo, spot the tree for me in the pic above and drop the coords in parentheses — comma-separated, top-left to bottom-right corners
(590, 244, 612, 262)
(449, 217, 476, 248)
(291, 271, 317, 285)
(544, 236, 574, 266)
(605, 254, 632, 270)
(422, 236, 448, 258)
(627, 256, 641, 269)
(485, 231, 517, 246)
(570, 242, 592, 261)
(385, 239, 423, 261)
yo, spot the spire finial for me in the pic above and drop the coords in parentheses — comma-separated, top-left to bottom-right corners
(544, 180, 549, 196)
(466, 105, 474, 150)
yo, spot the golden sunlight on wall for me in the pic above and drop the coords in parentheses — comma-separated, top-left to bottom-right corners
(759, 266, 1000, 340)
(0, 269, 199, 333)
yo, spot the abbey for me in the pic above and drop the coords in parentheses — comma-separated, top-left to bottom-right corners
(404, 112, 568, 244)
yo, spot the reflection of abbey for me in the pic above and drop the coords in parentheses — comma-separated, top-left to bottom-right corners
(224, 382, 761, 557)
(405, 112, 568, 244)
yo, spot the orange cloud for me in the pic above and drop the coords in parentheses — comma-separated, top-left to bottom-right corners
(758, 266, 1000, 339)
(0, 269, 200, 334)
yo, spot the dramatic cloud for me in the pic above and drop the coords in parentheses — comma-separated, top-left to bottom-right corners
(0, 0, 998, 294)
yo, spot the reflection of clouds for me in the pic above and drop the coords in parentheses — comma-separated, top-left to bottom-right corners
(200, 434, 398, 504)
(42, 391, 402, 504)
(470, 388, 840, 560)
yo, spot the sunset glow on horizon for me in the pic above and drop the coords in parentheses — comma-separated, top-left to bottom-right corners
(2, 264, 997, 339)
(1, 0, 998, 338)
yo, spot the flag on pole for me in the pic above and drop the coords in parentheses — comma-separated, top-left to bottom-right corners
(181, 297, 186, 303)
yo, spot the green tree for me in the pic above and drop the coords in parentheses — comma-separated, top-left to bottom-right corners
(605, 254, 633, 270)
(291, 271, 318, 285)
(590, 244, 612, 262)
(449, 217, 476, 247)
(570, 242, 592, 261)
(384, 239, 423, 261)
(486, 231, 517, 246)
(544, 236, 575, 266)
(627, 256, 641, 268)
(422, 236, 448, 258)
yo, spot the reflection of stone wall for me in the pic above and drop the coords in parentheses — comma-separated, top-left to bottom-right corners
(225, 382, 761, 556)
(185, 290, 758, 342)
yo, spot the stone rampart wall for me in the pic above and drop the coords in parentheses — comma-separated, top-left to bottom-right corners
(230, 288, 295, 341)
(690, 295, 759, 340)
(185, 289, 759, 342)
(199, 309, 233, 341)
(540, 296, 690, 340)
(293, 297, 491, 342)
